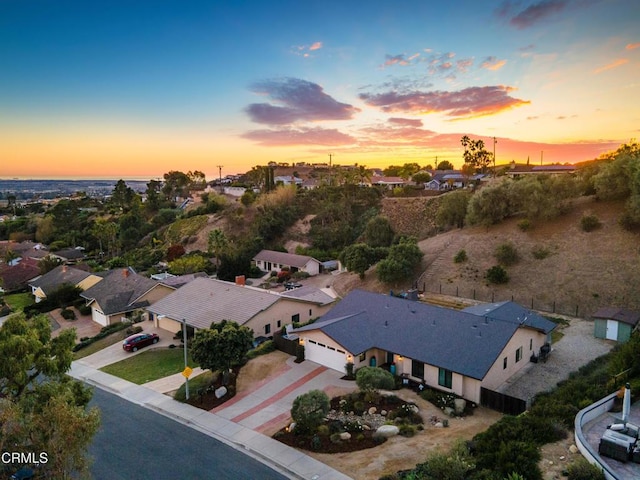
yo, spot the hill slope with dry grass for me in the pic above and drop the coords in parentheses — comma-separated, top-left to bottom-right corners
(334, 196, 640, 318)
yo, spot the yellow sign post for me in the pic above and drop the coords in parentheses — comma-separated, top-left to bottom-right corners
(182, 366, 193, 378)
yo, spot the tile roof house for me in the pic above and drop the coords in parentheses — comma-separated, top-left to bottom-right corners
(147, 277, 336, 337)
(0, 259, 40, 293)
(29, 265, 102, 303)
(592, 307, 640, 343)
(50, 247, 86, 263)
(293, 290, 556, 405)
(253, 249, 322, 276)
(80, 268, 171, 326)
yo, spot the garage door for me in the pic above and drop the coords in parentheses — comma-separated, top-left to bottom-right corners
(305, 339, 348, 373)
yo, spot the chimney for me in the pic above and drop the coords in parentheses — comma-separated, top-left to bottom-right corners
(122, 268, 129, 278)
(235, 275, 245, 286)
(62, 265, 68, 273)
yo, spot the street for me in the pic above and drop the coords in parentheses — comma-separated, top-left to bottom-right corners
(88, 388, 288, 480)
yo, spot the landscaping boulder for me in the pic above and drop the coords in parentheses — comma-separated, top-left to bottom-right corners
(444, 407, 454, 417)
(339, 432, 351, 440)
(214, 386, 228, 399)
(368, 406, 377, 415)
(375, 425, 399, 438)
(454, 398, 466, 415)
(406, 403, 419, 414)
(434, 422, 444, 428)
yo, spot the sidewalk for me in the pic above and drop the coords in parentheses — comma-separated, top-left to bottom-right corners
(69, 360, 352, 480)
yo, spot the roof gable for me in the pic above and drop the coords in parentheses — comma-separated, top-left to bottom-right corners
(81, 268, 158, 315)
(253, 249, 319, 268)
(29, 265, 93, 294)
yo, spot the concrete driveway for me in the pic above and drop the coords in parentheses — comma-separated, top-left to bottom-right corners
(79, 324, 178, 369)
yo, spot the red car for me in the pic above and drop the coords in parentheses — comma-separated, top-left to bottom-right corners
(123, 333, 159, 352)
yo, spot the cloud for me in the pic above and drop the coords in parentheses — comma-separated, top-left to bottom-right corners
(498, 0, 569, 29)
(626, 42, 640, 50)
(359, 85, 530, 119)
(292, 41, 323, 57)
(309, 42, 323, 51)
(480, 56, 507, 71)
(456, 58, 474, 73)
(242, 127, 356, 146)
(388, 117, 424, 127)
(382, 53, 420, 68)
(593, 58, 629, 74)
(246, 78, 359, 125)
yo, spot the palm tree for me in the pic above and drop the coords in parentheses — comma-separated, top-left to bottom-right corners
(207, 229, 229, 270)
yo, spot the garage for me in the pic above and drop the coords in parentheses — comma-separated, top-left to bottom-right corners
(304, 338, 349, 373)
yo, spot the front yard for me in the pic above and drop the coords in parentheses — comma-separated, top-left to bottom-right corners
(3, 292, 33, 312)
(100, 347, 197, 384)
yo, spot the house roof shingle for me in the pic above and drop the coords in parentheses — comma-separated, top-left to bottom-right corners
(147, 277, 281, 329)
(294, 290, 556, 380)
(29, 265, 93, 295)
(0, 260, 40, 292)
(279, 285, 336, 305)
(81, 268, 158, 315)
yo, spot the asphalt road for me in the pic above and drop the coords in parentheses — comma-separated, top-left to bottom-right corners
(88, 388, 288, 480)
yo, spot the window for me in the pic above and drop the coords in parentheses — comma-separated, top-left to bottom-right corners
(530, 338, 533, 351)
(277, 320, 281, 328)
(309, 309, 312, 316)
(292, 313, 300, 323)
(412, 360, 424, 379)
(264, 324, 271, 335)
(438, 368, 452, 389)
(503, 357, 508, 369)
(516, 346, 523, 363)
(359, 352, 366, 362)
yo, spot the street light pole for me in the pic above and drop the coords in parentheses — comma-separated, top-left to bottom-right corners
(183, 319, 189, 400)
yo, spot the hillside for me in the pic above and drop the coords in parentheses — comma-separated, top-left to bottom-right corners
(333, 196, 640, 318)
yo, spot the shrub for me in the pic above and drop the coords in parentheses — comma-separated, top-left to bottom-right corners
(486, 265, 509, 284)
(399, 424, 417, 437)
(290, 390, 330, 435)
(581, 214, 601, 232)
(310, 435, 322, 451)
(494, 242, 519, 266)
(454, 249, 468, 263)
(345, 362, 355, 379)
(316, 424, 330, 436)
(517, 219, 532, 231)
(355, 367, 395, 392)
(78, 304, 92, 316)
(531, 245, 551, 260)
(329, 432, 343, 444)
(295, 344, 305, 362)
(125, 325, 143, 335)
(60, 308, 76, 320)
(246, 339, 276, 359)
(566, 457, 606, 480)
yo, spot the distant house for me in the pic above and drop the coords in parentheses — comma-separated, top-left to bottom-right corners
(80, 268, 172, 326)
(147, 277, 336, 337)
(592, 307, 640, 343)
(505, 161, 576, 178)
(51, 247, 86, 264)
(253, 249, 322, 276)
(369, 176, 406, 189)
(293, 290, 556, 405)
(274, 176, 303, 186)
(29, 265, 102, 303)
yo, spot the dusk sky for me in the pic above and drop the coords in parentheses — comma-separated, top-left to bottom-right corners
(1, 0, 639, 180)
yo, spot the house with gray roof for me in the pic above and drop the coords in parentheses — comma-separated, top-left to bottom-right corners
(80, 268, 171, 326)
(147, 277, 336, 338)
(253, 249, 322, 276)
(592, 307, 640, 343)
(29, 264, 102, 303)
(293, 290, 555, 405)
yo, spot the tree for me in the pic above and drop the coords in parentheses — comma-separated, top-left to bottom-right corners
(436, 190, 471, 228)
(162, 170, 191, 201)
(290, 390, 330, 434)
(190, 320, 253, 383)
(411, 171, 431, 184)
(91, 218, 119, 258)
(355, 366, 395, 392)
(339, 243, 376, 279)
(363, 216, 395, 248)
(436, 160, 454, 171)
(376, 237, 423, 284)
(0, 314, 99, 479)
(38, 255, 62, 275)
(168, 254, 210, 275)
(465, 181, 513, 226)
(461, 135, 493, 173)
(207, 229, 229, 269)
(110, 179, 137, 212)
(145, 179, 164, 213)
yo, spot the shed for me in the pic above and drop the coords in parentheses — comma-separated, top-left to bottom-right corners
(592, 307, 640, 343)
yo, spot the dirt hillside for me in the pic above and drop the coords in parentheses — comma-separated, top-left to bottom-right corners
(334, 196, 640, 317)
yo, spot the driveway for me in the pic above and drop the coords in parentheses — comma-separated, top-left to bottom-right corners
(499, 315, 614, 402)
(213, 356, 357, 435)
(50, 307, 102, 340)
(78, 323, 177, 369)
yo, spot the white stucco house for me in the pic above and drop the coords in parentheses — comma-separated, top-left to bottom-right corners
(253, 249, 322, 276)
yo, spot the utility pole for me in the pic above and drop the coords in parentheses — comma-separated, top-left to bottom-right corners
(493, 137, 497, 175)
(216, 165, 223, 184)
(328, 153, 334, 186)
(540, 151, 543, 166)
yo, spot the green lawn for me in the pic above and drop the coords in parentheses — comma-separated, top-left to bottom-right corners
(3, 292, 34, 312)
(100, 347, 198, 385)
(73, 330, 129, 360)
